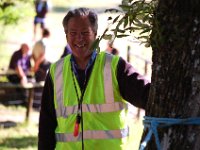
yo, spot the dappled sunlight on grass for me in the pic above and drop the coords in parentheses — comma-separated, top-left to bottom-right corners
(0, 104, 144, 150)
(0, 122, 38, 150)
(0, 136, 37, 150)
(0, 104, 38, 149)
(130, 118, 144, 149)
(0, 118, 144, 150)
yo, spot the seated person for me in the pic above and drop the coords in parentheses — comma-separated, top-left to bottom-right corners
(7, 43, 32, 84)
(32, 28, 51, 82)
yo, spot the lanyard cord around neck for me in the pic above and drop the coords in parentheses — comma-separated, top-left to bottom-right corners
(70, 62, 87, 150)
(70, 51, 97, 150)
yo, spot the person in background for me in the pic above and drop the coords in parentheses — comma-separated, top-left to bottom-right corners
(8, 43, 32, 84)
(106, 40, 119, 55)
(60, 44, 72, 58)
(38, 7, 150, 150)
(32, 28, 51, 82)
(33, 0, 50, 41)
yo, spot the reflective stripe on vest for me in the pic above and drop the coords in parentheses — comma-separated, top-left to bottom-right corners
(55, 58, 65, 117)
(56, 102, 126, 118)
(56, 126, 129, 142)
(104, 54, 114, 103)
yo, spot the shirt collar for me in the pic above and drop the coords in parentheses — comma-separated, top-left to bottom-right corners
(70, 50, 97, 77)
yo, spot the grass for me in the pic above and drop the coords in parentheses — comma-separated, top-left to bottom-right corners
(0, 105, 38, 150)
(0, 124, 38, 150)
(0, 104, 144, 150)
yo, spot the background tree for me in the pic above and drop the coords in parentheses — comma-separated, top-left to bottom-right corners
(103, 0, 200, 149)
(0, 0, 33, 26)
(99, 0, 156, 47)
(0, 0, 34, 67)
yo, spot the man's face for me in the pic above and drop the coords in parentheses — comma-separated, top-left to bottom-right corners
(21, 44, 29, 54)
(66, 16, 97, 59)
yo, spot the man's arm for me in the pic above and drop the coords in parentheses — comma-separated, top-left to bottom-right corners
(117, 57, 150, 109)
(38, 72, 57, 150)
(15, 65, 27, 84)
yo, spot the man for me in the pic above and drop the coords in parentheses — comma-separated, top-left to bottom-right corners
(38, 8, 150, 150)
(8, 43, 31, 84)
(32, 28, 51, 82)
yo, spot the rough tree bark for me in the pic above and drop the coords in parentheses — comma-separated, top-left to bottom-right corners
(143, 0, 200, 150)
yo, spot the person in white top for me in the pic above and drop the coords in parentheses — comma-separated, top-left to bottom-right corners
(32, 28, 51, 82)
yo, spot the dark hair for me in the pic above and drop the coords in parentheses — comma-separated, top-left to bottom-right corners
(112, 48, 119, 55)
(42, 28, 50, 37)
(62, 7, 98, 34)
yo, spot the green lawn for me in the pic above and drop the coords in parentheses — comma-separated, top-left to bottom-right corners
(0, 105, 38, 150)
(0, 124, 38, 150)
(0, 104, 144, 150)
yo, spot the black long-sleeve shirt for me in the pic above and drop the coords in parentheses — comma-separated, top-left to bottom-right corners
(38, 56, 150, 150)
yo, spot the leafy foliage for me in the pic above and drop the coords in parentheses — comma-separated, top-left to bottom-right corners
(0, 0, 34, 26)
(101, 0, 158, 47)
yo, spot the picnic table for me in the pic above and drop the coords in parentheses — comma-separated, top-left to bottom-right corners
(0, 69, 44, 122)
(0, 68, 34, 77)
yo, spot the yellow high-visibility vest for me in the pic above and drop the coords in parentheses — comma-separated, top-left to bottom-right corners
(50, 52, 135, 150)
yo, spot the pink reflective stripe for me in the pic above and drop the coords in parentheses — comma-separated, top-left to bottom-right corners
(56, 127, 129, 142)
(55, 58, 65, 116)
(82, 102, 125, 113)
(104, 54, 115, 103)
(56, 102, 127, 117)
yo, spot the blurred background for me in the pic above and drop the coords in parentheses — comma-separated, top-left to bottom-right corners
(0, 0, 152, 149)
(0, 0, 152, 79)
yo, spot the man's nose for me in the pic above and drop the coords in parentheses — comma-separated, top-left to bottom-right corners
(76, 33, 84, 40)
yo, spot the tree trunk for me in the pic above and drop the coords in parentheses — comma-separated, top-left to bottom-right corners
(143, 0, 200, 149)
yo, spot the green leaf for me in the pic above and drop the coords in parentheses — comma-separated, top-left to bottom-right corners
(113, 15, 121, 24)
(139, 28, 151, 35)
(119, 4, 133, 11)
(102, 34, 113, 40)
(90, 38, 100, 51)
(107, 16, 112, 21)
(134, 18, 142, 26)
(105, 8, 120, 13)
(123, 16, 129, 28)
(116, 34, 129, 38)
(116, 28, 126, 33)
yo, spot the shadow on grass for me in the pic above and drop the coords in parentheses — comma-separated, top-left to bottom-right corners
(0, 136, 37, 149)
(0, 121, 17, 128)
